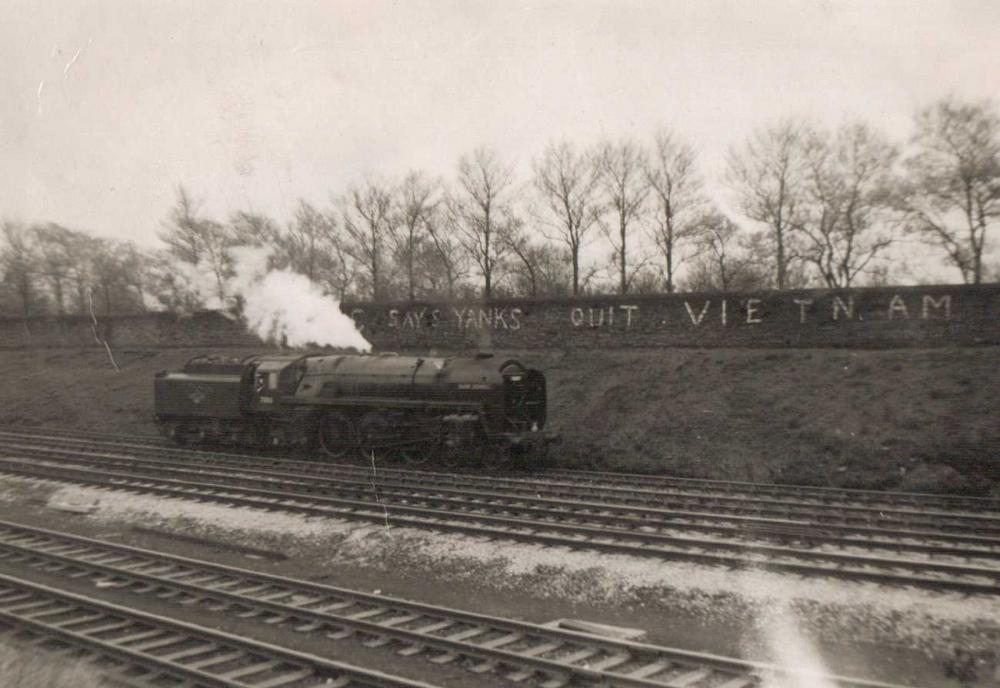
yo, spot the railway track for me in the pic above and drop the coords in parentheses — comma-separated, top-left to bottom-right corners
(7, 425, 997, 514)
(4, 430, 998, 536)
(0, 570, 441, 688)
(4, 427, 997, 520)
(4, 438, 1000, 565)
(0, 437, 999, 594)
(0, 518, 912, 688)
(4, 430, 1000, 551)
(542, 469, 1000, 513)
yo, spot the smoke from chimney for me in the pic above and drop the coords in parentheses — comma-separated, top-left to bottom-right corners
(177, 246, 371, 351)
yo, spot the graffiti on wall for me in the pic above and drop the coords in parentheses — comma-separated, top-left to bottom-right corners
(349, 292, 955, 334)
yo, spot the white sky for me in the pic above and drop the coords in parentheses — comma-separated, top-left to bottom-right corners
(1, 0, 998, 275)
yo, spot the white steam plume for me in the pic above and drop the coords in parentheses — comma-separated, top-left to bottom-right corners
(173, 259, 229, 311)
(230, 247, 371, 350)
(178, 247, 371, 350)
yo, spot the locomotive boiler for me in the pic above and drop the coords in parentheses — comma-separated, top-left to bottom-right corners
(154, 352, 549, 466)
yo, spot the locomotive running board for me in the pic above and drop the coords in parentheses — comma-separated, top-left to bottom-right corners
(287, 397, 482, 412)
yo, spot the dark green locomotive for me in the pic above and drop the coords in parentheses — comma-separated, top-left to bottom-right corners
(154, 352, 549, 465)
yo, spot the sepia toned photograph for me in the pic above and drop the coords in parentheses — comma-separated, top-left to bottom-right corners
(0, 1, 998, 686)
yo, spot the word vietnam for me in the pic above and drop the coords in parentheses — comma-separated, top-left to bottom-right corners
(568, 293, 951, 329)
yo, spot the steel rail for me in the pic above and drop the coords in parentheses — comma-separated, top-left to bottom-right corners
(3, 427, 996, 515)
(540, 468, 1000, 512)
(0, 518, 907, 688)
(0, 570, 443, 688)
(1, 457, 999, 595)
(5, 440, 1000, 565)
(2, 431, 997, 539)
(6, 428, 995, 520)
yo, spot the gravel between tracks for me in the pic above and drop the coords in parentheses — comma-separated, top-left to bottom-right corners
(3, 474, 1000, 666)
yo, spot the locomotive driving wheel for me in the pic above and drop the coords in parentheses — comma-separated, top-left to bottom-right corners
(356, 412, 399, 464)
(357, 411, 428, 465)
(394, 413, 439, 467)
(318, 412, 356, 461)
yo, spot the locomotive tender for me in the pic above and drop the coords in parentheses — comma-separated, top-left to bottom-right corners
(154, 352, 549, 465)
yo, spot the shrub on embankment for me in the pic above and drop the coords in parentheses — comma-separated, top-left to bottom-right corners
(0, 346, 996, 495)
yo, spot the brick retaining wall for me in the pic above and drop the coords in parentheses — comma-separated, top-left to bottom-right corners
(1, 284, 997, 350)
(0, 311, 260, 350)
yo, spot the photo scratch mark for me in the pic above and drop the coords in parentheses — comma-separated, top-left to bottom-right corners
(36, 80, 45, 114)
(64, 37, 93, 79)
(461, 31, 483, 49)
(290, 41, 327, 56)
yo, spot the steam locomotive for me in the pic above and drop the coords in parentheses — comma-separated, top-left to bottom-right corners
(154, 352, 550, 466)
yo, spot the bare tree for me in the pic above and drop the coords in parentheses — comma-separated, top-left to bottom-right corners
(263, 200, 355, 299)
(901, 97, 1000, 284)
(159, 186, 206, 263)
(159, 186, 234, 303)
(450, 147, 515, 299)
(533, 141, 602, 295)
(2, 222, 149, 317)
(644, 129, 706, 292)
(726, 120, 808, 289)
(32, 223, 77, 314)
(197, 220, 234, 304)
(629, 268, 669, 295)
(503, 221, 572, 297)
(342, 179, 394, 300)
(146, 249, 201, 311)
(684, 212, 767, 292)
(322, 238, 357, 301)
(87, 238, 125, 314)
(598, 139, 650, 294)
(0, 220, 40, 317)
(798, 122, 900, 287)
(67, 236, 95, 314)
(424, 220, 469, 298)
(392, 171, 439, 301)
(25, 232, 146, 316)
(230, 210, 280, 247)
(117, 242, 154, 310)
(280, 200, 338, 282)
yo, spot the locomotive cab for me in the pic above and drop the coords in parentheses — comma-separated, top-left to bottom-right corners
(501, 361, 547, 431)
(244, 355, 308, 410)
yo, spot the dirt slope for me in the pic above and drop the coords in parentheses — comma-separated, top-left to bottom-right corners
(0, 346, 996, 494)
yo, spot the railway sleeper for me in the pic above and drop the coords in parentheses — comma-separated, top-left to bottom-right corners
(396, 643, 425, 657)
(361, 633, 394, 649)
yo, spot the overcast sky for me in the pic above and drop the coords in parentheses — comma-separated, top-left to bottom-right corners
(2, 0, 998, 257)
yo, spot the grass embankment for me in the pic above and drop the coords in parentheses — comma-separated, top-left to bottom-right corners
(0, 346, 996, 494)
(0, 642, 106, 687)
(532, 348, 999, 493)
